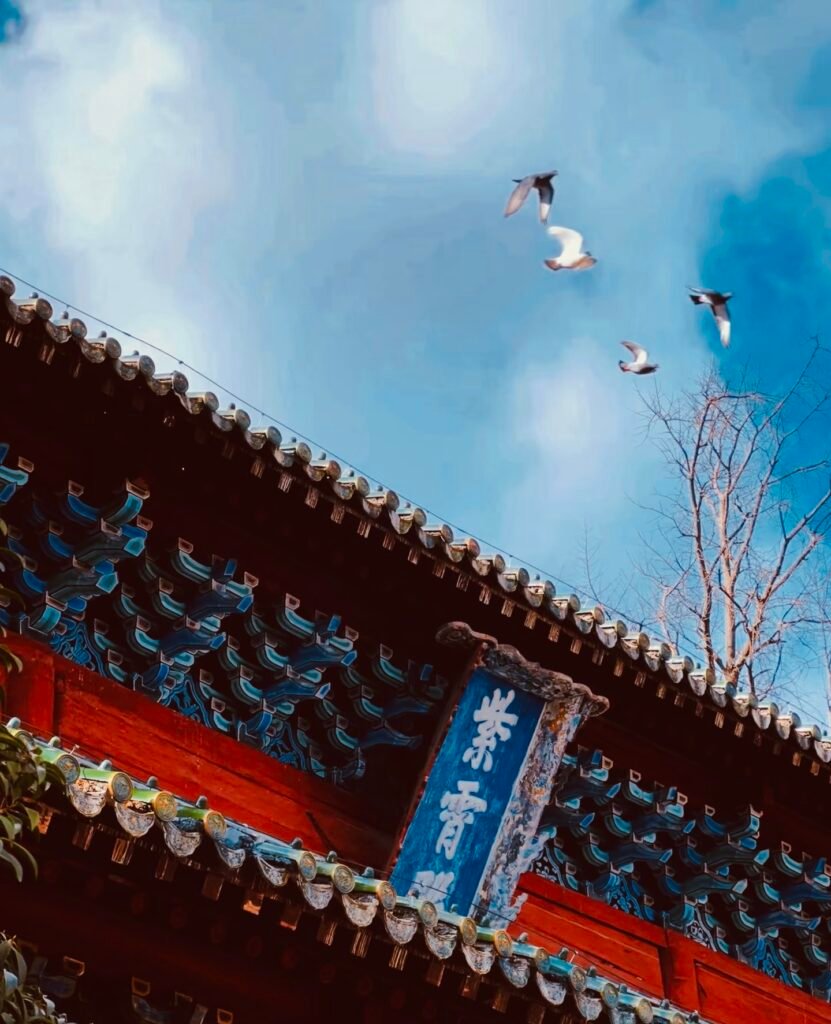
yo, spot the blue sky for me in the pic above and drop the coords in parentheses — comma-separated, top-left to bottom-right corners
(1, 0, 831, 716)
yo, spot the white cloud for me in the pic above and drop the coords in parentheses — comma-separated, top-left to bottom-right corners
(369, 0, 520, 158)
(0, 1, 232, 371)
(499, 338, 666, 584)
(510, 343, 630, 496)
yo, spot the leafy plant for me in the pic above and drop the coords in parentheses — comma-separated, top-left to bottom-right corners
(0, 934, 74, 1023)
(0, 726, 59, 883)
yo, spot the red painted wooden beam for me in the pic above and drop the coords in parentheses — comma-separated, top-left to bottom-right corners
(517, 872, 831, 1023)
(0, 636, 392, 869)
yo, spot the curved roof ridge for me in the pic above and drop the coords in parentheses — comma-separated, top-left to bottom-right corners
(2, 273, 829, 772)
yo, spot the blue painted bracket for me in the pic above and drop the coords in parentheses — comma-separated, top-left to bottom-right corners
(361, 720, 422, 751)
(735, 934, 804, 989)
(0, 444, 30, 505)
(657, 867, 747, 901)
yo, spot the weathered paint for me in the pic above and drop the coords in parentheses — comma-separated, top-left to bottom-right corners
(391, 625, 607, 921)
(478, 691, 592, 925)
(390, 666, 544, 916)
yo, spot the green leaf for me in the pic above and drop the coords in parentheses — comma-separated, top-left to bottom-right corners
(6, 989, 24, 1024)
(7, 843, 36, 881)
(10, 948, 25, 991)
(21, 808, 39, 833)
(0, 847, 23, 884)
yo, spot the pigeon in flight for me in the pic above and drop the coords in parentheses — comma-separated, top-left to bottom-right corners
(504, 171, 558, 223)
(689, 287, 732, 348)
(544, 226, 597, 271)
(618, 341, 658, 375)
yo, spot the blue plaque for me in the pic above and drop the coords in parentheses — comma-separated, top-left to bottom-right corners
(391, 665, 545, 917)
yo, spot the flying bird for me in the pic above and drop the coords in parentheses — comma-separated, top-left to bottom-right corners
(504, 171, 557, 223)
(544, 226, 596, 271)
(618, 341, 658, 375)
(689, 287, 732, 347)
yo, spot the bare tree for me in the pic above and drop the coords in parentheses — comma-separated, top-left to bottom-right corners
(811, 556, 831, 722)
(638, 345, 831, 700)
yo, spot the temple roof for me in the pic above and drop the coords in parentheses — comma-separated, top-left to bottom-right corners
(6, 717, 706, 1024)
(2, 274, 829, 776)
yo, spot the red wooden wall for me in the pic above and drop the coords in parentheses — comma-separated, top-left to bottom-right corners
(0, 636, 390, 868)
(2, 636, 830, 1024)
(516, 868, 830, 1022)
